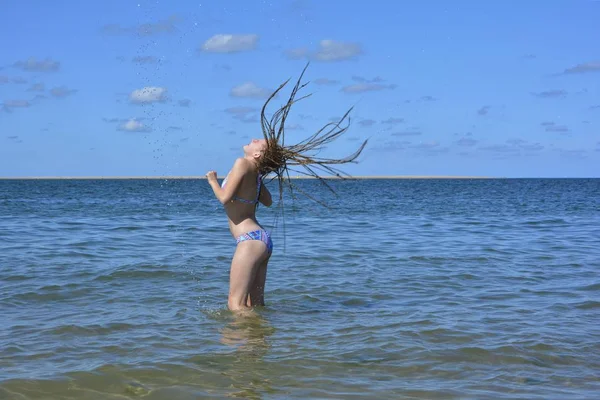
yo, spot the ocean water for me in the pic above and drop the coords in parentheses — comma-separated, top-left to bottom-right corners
(0, 178, 599, 399)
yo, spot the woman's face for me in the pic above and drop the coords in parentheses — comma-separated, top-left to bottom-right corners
(244, 138, 267, 158)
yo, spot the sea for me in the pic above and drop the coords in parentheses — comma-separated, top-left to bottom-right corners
(0, 178, 599, 399)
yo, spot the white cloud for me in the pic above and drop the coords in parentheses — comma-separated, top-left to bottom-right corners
(13, 58, 60, 72)
(381, 117, 404, 125)
(118, 119, 151, 132)
(411, 141, 440, 149)
(285, 48, 309, 59)
(224, 106, 258, 123)
(341, 83, 396, 93)
(225, 106, 257, 115)
(531, 90, 567, 98)
(132, 56, 160, 64)
(455, 137, 478, 147)
(102, 16, 179, 37)
(201, 34, 259, 53)
(314, 40, 362, 61)
(286, 39, 362, 62)
(27, 83, 45, 92)
(2, 100, 31, 113)
(50, 86, 77, 98)
(391, 130, 422, 137)
(313, 78, 339, 85)
(358, 119, 376, 127)
(230, 82, 272, 99)
(563, 61, 600, 74)
(129, 86, 168, 104)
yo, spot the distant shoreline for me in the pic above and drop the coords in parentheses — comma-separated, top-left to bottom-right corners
(1, 175, 494, 180)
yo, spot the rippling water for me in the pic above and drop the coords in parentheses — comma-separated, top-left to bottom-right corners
(1, 178, 599, 399)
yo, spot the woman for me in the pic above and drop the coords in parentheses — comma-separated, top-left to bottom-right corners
(207, 64, 368, 312)
(206, 138, 273, 311)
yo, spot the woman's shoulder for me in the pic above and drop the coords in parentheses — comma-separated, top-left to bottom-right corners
(232, 157, 253, 170)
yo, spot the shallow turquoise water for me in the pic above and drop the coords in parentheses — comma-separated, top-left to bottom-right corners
(1, 178, 599, 399)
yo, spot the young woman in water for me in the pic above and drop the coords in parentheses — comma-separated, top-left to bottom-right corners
(207, 64, 367, 311)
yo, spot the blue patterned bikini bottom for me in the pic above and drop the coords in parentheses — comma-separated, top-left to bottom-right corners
(235, 229, 273, 254)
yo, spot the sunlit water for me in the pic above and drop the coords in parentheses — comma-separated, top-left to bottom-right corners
(1, 178, 599, 399)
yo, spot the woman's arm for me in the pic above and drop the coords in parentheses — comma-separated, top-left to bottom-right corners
(259, 180, 272, 207)
(206, 158, 248, 204)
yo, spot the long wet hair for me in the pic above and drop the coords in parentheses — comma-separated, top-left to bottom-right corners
(257, 63, 368, 208)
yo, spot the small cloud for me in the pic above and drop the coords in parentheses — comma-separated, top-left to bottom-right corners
(0, 76, 8, 84)
(455, 137, 478, 147)
(2, 99, 31, 113)
(531, 90, 567, 98)
(391, 130, 422, 137)
(506, 139, 527, 146)
(214, 63, 232, 71)
(286, 39, 362, 62)
(381, 117, 404, 125)
(167, 126, 183, 131)
(477, 106, 491, 116)
(479, 139, 544, 156)
(27, 83, 45, 92)
(286, 123, 303, 130)
(555, 148, 587, 159)
(522, 54, 537, 59)
(102, 24, 126, 35)
(358, 119, 376, 127)
(224, 106, 258, 123)
(409, 142, 449, 156)
(132, 56, 160, 64)
(590, 105, 600, 110)
(285, 48, 309, 60)
(117, 118, 152, 132)
(200, 34, 259, 53)
(520, 143, 544, 151)
(178, 99, 191, 107)
(562, 61, 600, 75)
(541, 121, 570, 133)
(352, 75, 384, 83)
(313, 78, 339, 85)
(371, 140, 409, 152)
(235, 115, 259, 123)
(230, 82, 272, 99)
(102, 117, 122, 123)
(341, 83, 396, 94)
(50, 86, 77, 98)
(480, 144, 519, 153)
(410, 141, 440, 150)
(11, 77, 27, 84)
(129, 86, 168, 104)
(13, 57, 60, 72)
(102, 16, 179, 37)
(225, 106, 257, 115)
(420, 95, 437, 102)
(7, 135, 19, 140)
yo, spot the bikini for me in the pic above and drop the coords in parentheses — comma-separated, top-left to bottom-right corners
(221, 173, 273, 254)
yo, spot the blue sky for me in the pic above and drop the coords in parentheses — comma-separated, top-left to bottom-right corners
(1, 0, 598, 178)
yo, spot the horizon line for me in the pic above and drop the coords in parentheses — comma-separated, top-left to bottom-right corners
(0, 175, 498, 180)
(1, 175, 595, 180)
